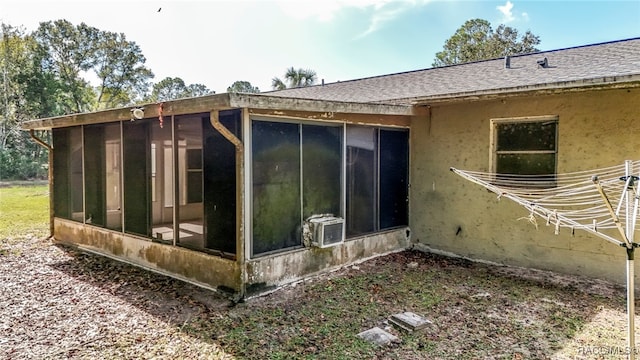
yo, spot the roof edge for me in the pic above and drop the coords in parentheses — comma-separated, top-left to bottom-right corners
(21, 93, 413, 130)
(393, 74, 640, 105)
(228, 93, 413, 116)
(265, 37, 640, 94)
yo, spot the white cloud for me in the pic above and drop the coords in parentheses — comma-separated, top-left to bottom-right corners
(497, 0, 515, 23)
(522, 12, 530, 22)
(353, 0, 428, 39)
(277, 0, 344, 22)
(277, 0, 387, 22)
(354, 3, 405, 39)
(277, 0, 428, 39)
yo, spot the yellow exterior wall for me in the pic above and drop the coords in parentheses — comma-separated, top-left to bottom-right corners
(410, 87, 640, 284)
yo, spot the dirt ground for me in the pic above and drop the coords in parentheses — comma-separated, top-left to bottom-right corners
(1, 234, 635, 359)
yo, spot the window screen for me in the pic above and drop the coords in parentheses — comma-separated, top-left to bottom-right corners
(252, 121, 301, 255)
(123, 121, 150, 237)
(302, 124, 342, 220)
(84, 125, 105, 226)
(346, 126, 409, 237)
(203, 110, 240, 254)
(52, 128, 71, 220)
(379, 129, 409, 229)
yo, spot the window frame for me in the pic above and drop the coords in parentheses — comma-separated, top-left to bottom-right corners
(345, 125, 410, 237)
(249, 117, 345, 257)
(248, 116, 410, 258)
(489, 115, 559, 177)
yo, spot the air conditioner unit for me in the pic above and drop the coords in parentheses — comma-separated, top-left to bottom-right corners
(309, 216, 345, 248)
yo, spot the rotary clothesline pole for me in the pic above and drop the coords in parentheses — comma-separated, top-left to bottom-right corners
(623, 160, 640, 359)
(451, 160, 640, 360)
(589, 160, 638, 360)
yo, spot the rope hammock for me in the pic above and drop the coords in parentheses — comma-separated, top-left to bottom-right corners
(451, 160, 640, 360)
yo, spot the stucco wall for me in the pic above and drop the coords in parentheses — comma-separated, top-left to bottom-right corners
(246, 228, 410, 296)
(410, 88, 640, 284)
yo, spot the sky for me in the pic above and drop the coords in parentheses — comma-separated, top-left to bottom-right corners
(1, 0, 639, 94)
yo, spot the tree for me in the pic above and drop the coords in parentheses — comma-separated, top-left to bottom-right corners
(0, 20, 155, 180)
(227, 80, 260, 93)
(185, 83, 212, 97)
(89, 27, 154, 109)
(32, 20, 154, 112)
(146, 77, 213, 102)
(0, 24, 51, 180)
(271, 67, 317, 90)
(32, 20, 95, 113)
(432, 18, 540, 67)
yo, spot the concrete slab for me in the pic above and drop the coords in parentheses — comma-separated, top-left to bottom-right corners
(389, 312, 432, 332)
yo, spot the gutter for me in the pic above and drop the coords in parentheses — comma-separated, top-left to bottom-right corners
(29, 129, 54, 238)
(209, 110, 246, 301)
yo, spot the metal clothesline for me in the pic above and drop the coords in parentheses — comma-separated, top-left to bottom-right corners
(451, 160, 640, 360)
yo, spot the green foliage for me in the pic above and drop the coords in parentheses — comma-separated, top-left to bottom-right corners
(0, 25, 51, 180)
(0, 145, 47, 180)
(433, 18, 540, 67)
(272, 67, 317, 90)
(0, 19, 158, 180)
(1, 25, 36, 142)
(227, 80, 260, 93)
(32, 20, 96, 113)
(91, 29, 154, 109)
(146, 76, 213, 102)
(31, 20, 154, 112)
(0, 19, 159, 180)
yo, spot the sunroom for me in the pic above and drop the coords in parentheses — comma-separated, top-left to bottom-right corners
(23, 93, 414, 299)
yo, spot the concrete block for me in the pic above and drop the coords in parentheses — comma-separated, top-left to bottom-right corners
(389, 312, 432, 332)
(357, 327, 399, 346)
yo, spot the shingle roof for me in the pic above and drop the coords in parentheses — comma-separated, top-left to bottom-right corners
(265, 38, 640, 104)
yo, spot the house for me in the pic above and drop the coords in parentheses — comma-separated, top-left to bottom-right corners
(22, 38, 640, 298)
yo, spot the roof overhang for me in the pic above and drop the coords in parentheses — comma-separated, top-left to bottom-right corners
(21, 93, 414, 130)
(394, 74, 640, 105)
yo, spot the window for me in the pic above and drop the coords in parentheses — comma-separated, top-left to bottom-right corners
(251, 120, 343, 256)
(346, 126, 409, 237)
(123, 120, 150, 237)
(491, 116, 558, 182)
(302, 124, 342, 221)
(346, 126, 376, 234)
(251, 121, 409, 255)
(379, 129, 409, 229)
(252, 121, 302, 255)
(104, 125, 122, 230)
(83, 123, 122, 230)
(52, 127, 84, 222)
(175, 115, 205, 251)
(203, 110, 241, 255)
(186, 148, 203, 204)
(51, 113, 242, 257)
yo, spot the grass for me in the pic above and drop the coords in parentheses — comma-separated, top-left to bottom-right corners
(0, 183, 634, 359)
(0, 184, 49, 240)
(173, 254, 627, 359)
